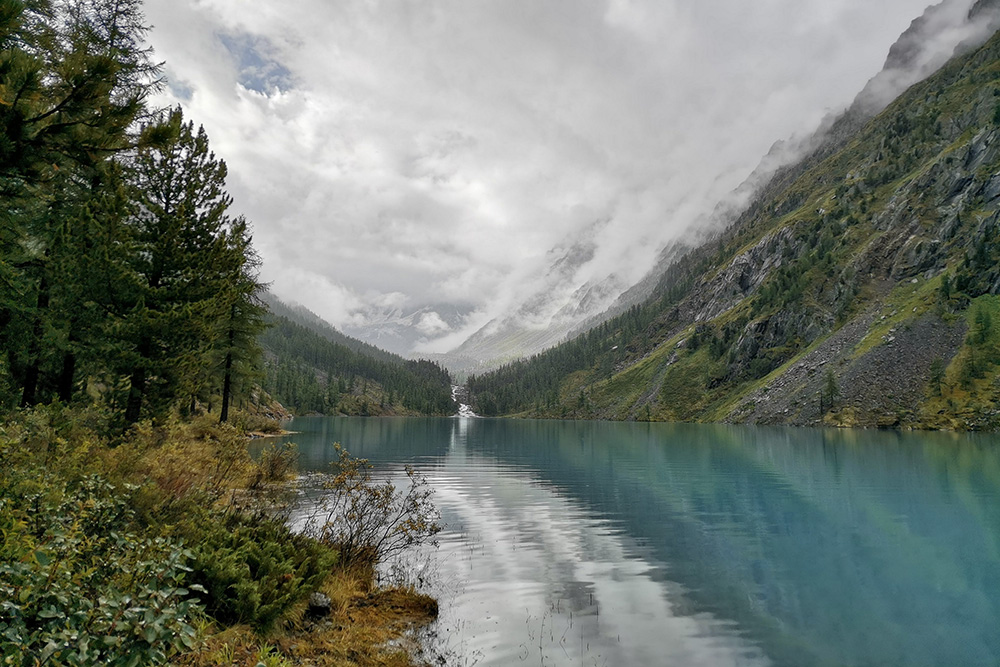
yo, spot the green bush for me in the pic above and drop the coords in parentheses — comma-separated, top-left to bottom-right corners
(0, 476, 201, 666)
(184, 514, 337, 630)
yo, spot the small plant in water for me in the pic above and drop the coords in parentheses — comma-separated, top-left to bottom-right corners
(307, 445, 441, 566)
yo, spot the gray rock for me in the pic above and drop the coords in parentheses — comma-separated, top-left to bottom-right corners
(306, 592, 332, 620)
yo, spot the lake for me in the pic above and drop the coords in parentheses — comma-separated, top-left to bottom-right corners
(257, 416, 1000, 666)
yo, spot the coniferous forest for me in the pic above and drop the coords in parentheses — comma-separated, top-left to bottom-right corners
(0, 3, 444, 665)
(260, 314, 454, 417)
(0, 0, 267, 425)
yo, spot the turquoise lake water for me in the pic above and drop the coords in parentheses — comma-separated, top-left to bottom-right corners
(259, 416, 1000, 666)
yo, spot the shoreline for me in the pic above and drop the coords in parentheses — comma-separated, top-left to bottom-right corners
(247, 429, 297, 439)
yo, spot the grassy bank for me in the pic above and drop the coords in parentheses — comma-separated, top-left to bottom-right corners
(0, 406, 438, 666)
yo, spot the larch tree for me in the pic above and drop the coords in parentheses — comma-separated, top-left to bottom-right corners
(215, 217, 268, 423)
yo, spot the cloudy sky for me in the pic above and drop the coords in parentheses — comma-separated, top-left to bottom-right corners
(142, 0, 945, 354)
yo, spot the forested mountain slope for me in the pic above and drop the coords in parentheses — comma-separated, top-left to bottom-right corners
(259, 299, 454, 417)
(468, 23, 1000, 431)
(262, 292, 401, 364)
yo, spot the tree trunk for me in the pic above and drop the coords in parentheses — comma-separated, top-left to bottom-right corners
(124, 365, 145, 424)
(58, 350, 76, 403)
(20, 277, 49, 408)
(124, 337, 150, 424)
(219, 350, 233, 423)
(219, 304, 237, 423)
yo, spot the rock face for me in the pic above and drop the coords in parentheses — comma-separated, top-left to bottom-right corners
(728, 312, 968, 428)
(685, 228, 794, 324)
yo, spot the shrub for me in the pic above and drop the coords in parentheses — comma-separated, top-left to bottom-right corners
(307, 445, 441, 566)
(0, 476, 200, 666)
(229, 411, 283, 435)
(184, 514, 337, 631)
(247, 442, 298, 490)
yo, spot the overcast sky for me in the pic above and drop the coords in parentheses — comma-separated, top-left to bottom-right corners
(142, 0, 942, 354)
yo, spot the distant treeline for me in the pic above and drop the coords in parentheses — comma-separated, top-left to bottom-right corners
(260, 315, 454, 416)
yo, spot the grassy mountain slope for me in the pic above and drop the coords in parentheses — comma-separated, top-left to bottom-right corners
(468, 28, 1000, 431)
(259, 298, 454, 417)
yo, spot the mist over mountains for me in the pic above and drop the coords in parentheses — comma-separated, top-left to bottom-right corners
(239, 0, 1000, 382)
(464, 0, 1000, 430)
(396, 0, 1000, 374)
(148, 0, 964, 365)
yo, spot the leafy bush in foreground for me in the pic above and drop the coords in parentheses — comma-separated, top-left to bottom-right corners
(0, 476, 200, 666)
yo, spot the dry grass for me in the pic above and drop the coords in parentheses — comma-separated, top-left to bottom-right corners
(175, 565, 439, 667)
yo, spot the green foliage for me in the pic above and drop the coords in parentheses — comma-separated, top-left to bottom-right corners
(0, 405, 342, 666)
(260, 316, 453, 416)
(183, 513, 337, 631)
(215, 220, 269, 424)
(308, 446, 441, 566)
(973, 305, 993, 346)
(120, 108, 267, 424)
(0, 0, 161, 412)
(929, 357, 946, 396)
(958, 299, 1000, 387)
(0, 476, 200, 666)
(0, 5, 267, 426)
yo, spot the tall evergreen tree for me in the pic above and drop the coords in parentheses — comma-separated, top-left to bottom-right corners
(215, 218, 268, 423)
(0, 0, 160, 408)
(122, 108, 238, 423)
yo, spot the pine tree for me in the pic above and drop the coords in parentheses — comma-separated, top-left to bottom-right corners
(0, 0, 159, 409)
(122, 108, 239, 423)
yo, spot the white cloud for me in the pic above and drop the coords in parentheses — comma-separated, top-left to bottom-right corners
(416, 312, 452, 336)
(143, 0, 940, 354)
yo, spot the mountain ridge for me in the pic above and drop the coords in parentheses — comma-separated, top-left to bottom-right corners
(466, 7, 1000, 431)
(450, 0, 1000, 377)
(258, 293, 455, 416)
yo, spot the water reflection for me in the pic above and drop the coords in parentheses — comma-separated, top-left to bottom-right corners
(259, 418, 1000, 667)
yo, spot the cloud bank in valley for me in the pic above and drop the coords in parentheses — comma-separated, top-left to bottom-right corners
(143, 0, 945, 355)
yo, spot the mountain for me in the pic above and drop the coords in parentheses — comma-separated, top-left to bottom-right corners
(262, 292, 402, 363)
(466, 1, 1000, 431)
(340, 302, 472, 358)
(439, 0, 1000, 376)
(258, 294, 454, 416)
(436, 225, 633, 376)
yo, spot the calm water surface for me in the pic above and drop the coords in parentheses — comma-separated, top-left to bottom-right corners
(259, 417, 1000, 667)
